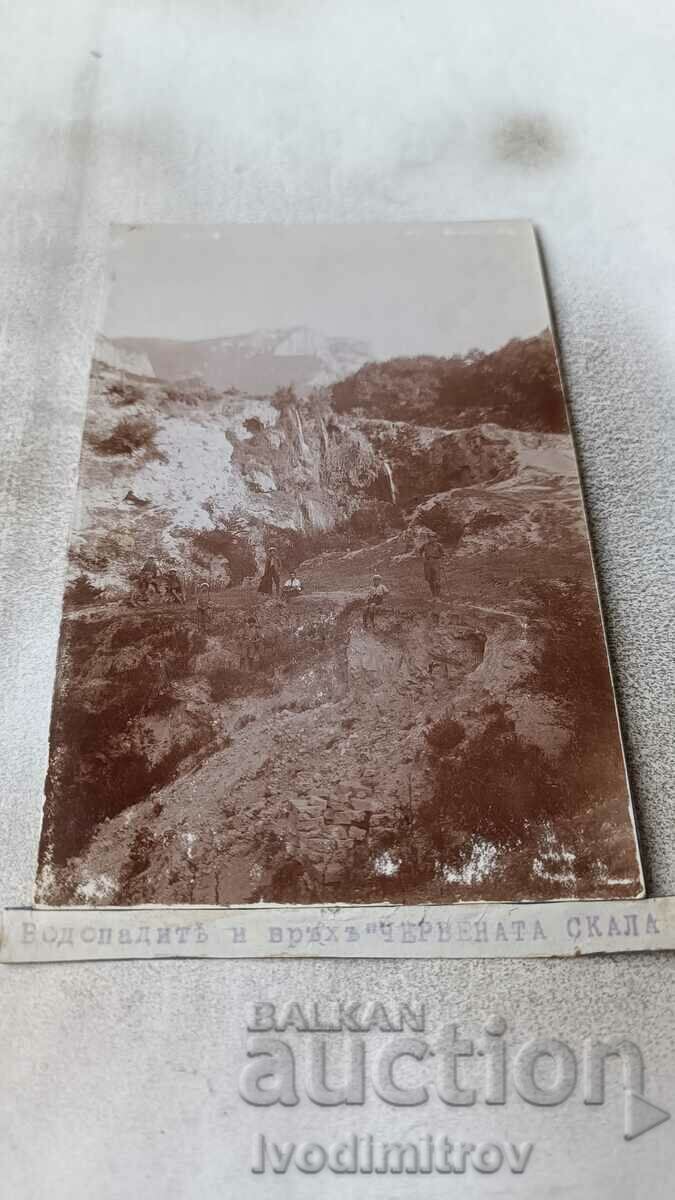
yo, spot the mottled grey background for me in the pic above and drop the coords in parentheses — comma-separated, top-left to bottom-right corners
(0, 2, 673, 1196)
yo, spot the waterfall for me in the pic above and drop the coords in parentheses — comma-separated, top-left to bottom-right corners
(381, 460, 398, 504)
(318, 415, 329, 457)
(291, 406, 309, 459)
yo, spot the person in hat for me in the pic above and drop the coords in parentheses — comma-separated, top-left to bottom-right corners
(363, 572, 389, 630)
(165, 565, 185, 605)
(282, 569, 303, 600)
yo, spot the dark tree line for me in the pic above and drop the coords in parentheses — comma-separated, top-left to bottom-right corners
(331, 331, 567, 434)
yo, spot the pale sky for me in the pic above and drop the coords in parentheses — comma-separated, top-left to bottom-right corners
(103, 221, 551, 359)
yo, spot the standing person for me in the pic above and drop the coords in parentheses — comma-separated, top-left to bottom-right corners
(420, 535, 444, 598)
(363, 573, 389, 630)
(129, 566, 146, 607)
(139, 554, 161, 599)
(240, 615, 263, 672)
(165, 566, 184, 605)
(261, 546, 282, 599)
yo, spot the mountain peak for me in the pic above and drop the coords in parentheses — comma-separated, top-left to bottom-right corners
(105, 326, 371, 395)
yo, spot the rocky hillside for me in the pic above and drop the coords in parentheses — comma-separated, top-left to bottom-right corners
(38, 547, 639, 906)
(36, 338, 642, 905)
(64, 362, 397, 597)
(64, 356, 581, 603)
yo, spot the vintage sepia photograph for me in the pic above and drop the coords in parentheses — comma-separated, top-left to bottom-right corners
(36, 221, 643, 906)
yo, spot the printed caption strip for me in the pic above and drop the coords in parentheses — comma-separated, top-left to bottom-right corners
(1, 898, 674, 963)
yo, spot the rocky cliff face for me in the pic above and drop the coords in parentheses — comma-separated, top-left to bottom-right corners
(68, 360, 581, 601)
(66, 361, 393, 594)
